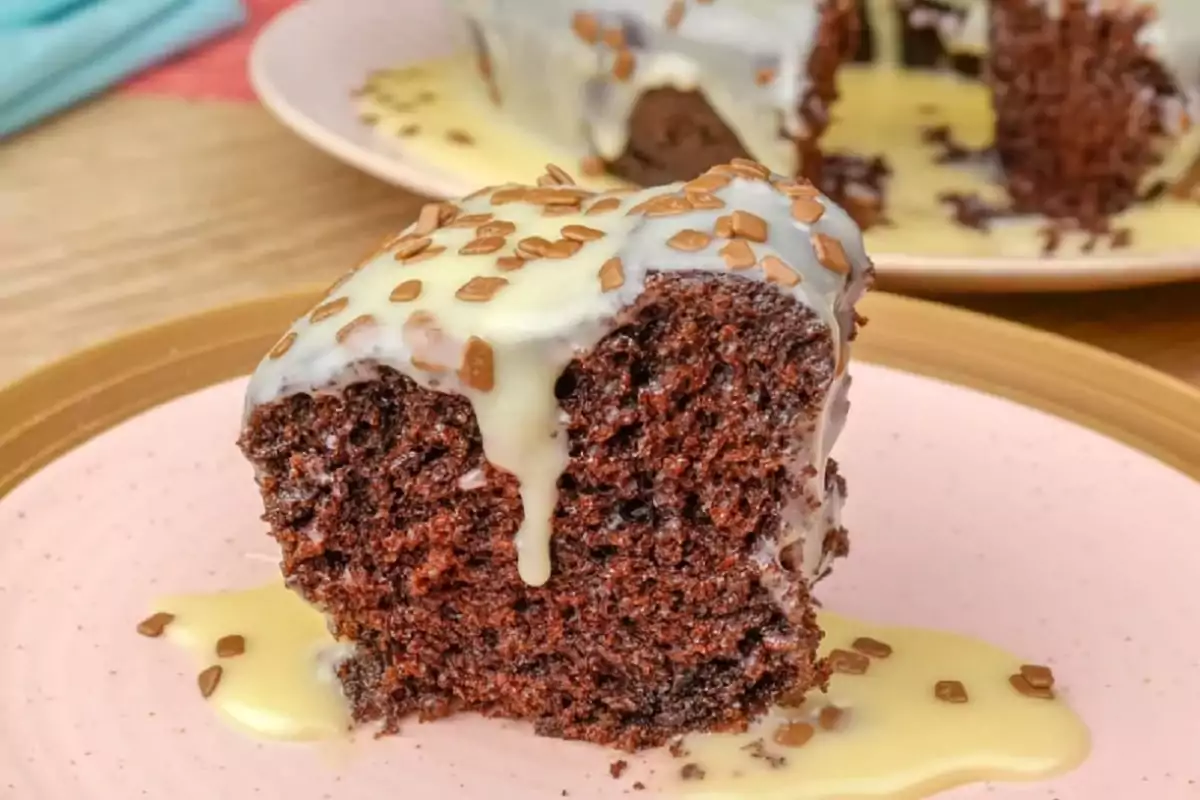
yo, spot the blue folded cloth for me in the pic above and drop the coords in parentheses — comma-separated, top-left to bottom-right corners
(0, 0, 245, 139)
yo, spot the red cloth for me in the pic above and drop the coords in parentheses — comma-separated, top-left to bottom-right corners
(121, 0, 298, 101)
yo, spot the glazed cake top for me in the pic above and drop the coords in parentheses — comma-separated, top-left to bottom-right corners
(450, 0, 838, 176)
(456, 0, 826, 50)
(245, 161, 872, 587)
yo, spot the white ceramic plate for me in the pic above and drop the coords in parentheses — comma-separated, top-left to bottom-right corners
(250, 0, 1200, 293)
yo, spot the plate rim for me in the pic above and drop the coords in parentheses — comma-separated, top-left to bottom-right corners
(2, 289, 1198, 502)
(247, 0, 1200, 294)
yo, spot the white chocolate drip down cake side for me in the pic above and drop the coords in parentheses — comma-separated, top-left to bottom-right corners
(239, 160, 873, 751)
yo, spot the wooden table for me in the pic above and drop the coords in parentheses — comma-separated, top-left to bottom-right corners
(4, 94, 1200, 389)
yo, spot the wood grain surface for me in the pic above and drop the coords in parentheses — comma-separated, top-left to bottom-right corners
(3, 94, 1200, 389)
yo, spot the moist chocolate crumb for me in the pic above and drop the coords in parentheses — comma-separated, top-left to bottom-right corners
(937, 191, 1010, 232)
(741, 738, 787, 768)
(987, 0, 1181, 228)
(632, 782, 645, 791)
(851, 636, 892, 659)
(816, 153, 892, 230)
(1039, 218, 1133, 255)
(239, 272, 854, 751)
(920, 125, 992, 166)
(934, 680, 969, 704)
(669, 739, 689, 759)
(136, 612, 175, 638)
(216, 634, 246, 658)
(680, 763, 706, 781)
(604, 2, 857, 188)
(610, 760, 628, 779)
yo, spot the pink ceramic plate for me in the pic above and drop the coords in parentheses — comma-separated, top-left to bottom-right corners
(1, 291, 1199, 798)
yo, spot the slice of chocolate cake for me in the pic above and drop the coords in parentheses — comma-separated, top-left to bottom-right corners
(238, 161, 873, 751)
(986, 0, 1196, 227)
(453, 0, 860, 188)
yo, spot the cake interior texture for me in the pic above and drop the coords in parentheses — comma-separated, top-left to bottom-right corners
(239, 272, 850, 751)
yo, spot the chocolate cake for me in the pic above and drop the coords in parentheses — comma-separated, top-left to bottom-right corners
(239, 161, 873, 751)
(451, 0, 1200, 237)
(455, 0, 860, 190)
(986, 0, 1196, 227)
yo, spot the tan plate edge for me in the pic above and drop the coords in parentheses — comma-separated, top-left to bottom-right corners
(2, 290, 1198, 500)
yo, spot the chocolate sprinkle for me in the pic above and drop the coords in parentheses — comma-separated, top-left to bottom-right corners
(197, 665, 223, 699)
(828, 648, 870, 675)
(136, 612, 175, 638)
(934, 680, 969, 704)
(216, 634, 246, 659)
(851, 636, 892, 659)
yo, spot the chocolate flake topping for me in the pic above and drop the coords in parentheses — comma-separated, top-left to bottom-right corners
(460, 236, 507, 256)
(791, 197, 825, 224)
(561, 224, 606, 242)
(394, 236, 433, 261)
(404, 245, 446, 265)
(828, 648, 870, 675)
(336, 315, 376, 344)
(664, 0, 685, 30)
(136, 612, 175, 638)
(456, 276, 510, 302)
(268, 333, 297, 360)
(761, 255, 800, 286)
(719, 240, 757, 270)
(1009, 674, 1055, 700)
(852, 636, 893, 659)
(216, 634, 246, 658)
(478, 220, 517, 237)
(585, 197, 622, 215)
(571, 11, 599, 43)
(459, 337, 495, 392)
(772, 721, 815, 748)
(1019, 664, 1055, 690)
(599, 257, 625, 291)
(309, 297, 349, 323)
(495, 255, 526, 272)
(197, 665, 223, 699)
(667, 229, 714, 252)
(390, 279, 423, 303)
(730, 210, 768, 242)
(812, 233, 851, 275)
(818, 705, 845, 731)
(934, 680, 969, 704)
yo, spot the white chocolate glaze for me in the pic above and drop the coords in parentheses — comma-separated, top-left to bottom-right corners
(447, 0, 1199, 190)
(677, 611, 1090, 799)
(245, 165, 871, 586)
(149, 585, 1090, 798)
(156, 583, 352, 741)
(450, 0, 831, 176)
(359, 60, 1200, 256)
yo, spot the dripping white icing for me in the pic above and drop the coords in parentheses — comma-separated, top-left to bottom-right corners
(245, 165, 871, 586)
(449, 0, 1200, 191)
(451, 0, 829, 177)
